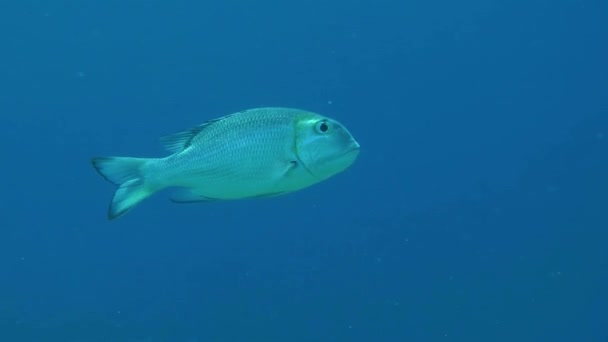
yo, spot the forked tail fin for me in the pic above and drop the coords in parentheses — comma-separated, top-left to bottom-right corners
(91, 157, 155, 220)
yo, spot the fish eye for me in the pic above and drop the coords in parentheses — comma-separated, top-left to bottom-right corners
(315, 120, 330, 134)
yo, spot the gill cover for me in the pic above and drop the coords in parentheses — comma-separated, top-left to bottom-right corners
(294, 113, 360, 180)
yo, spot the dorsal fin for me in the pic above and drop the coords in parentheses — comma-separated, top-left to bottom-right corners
(159, 124, 207, 153)
(159, 114, 234, 153)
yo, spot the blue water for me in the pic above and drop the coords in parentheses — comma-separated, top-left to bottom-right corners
(1, 0, 606, 341)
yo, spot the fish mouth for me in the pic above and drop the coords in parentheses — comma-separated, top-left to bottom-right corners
(343, 148, 359, 157)
(341, 143, 360, 157)
(297, 142, 360, 180)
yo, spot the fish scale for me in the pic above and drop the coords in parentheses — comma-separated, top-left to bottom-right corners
(160, 109, 299, 185)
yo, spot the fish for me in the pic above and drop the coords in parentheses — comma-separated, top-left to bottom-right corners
(91, 107, 360, 220)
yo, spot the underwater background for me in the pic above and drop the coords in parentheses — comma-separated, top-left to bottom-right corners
(0, 0, 606, 341)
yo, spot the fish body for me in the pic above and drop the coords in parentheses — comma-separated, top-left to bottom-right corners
(92, 107, 360, 220)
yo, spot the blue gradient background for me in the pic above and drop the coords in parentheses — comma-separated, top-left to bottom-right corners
(0, 0, 606, 341)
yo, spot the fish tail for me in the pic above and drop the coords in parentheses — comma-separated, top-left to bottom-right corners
(91, 156, 157, 220)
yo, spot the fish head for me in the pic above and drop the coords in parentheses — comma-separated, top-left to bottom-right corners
(294, 113, 360, 180)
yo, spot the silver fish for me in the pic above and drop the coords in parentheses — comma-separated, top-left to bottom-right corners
(92, 107, 360, 220)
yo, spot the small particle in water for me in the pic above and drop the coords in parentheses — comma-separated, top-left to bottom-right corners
(327, 100, 333, 105)
(545, 185, 559, 193)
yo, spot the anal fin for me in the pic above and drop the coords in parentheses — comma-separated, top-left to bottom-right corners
(170, 189, 219, 203)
